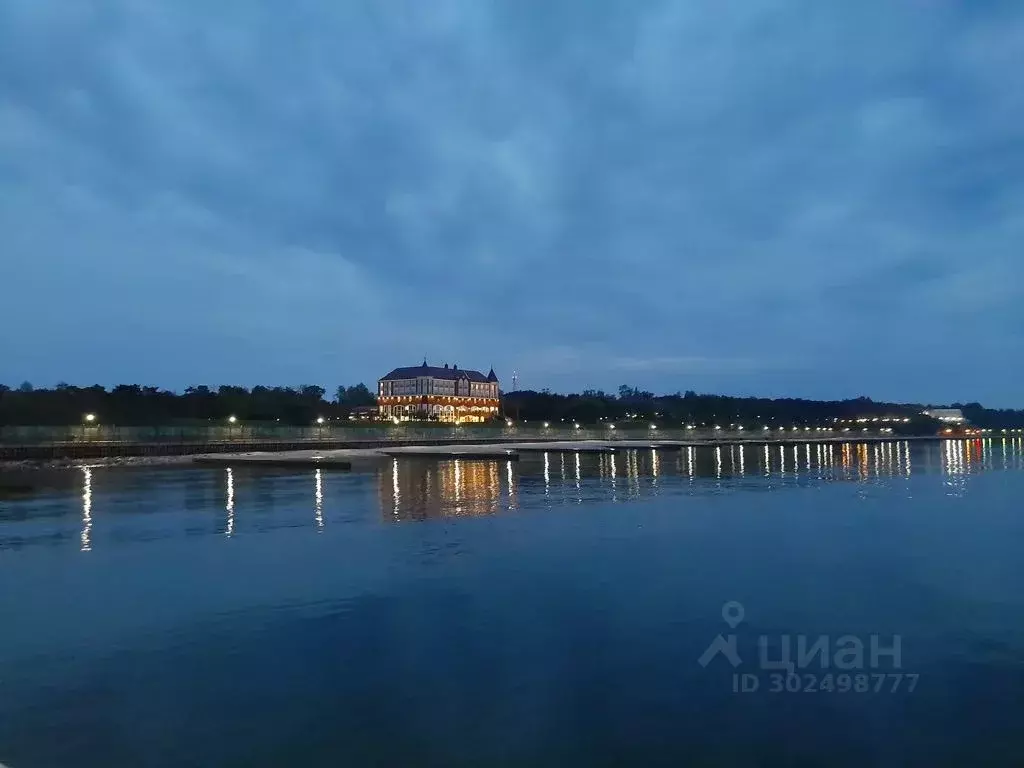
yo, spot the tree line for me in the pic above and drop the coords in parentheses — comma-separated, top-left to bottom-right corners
(2, 381, 1022, 431)
(0, 382, 375, 426)
(501, 386, 1024, 432)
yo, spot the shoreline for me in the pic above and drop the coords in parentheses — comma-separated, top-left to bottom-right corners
(0, 433, 960, 473)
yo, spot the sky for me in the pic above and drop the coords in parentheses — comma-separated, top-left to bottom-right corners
(1, 1, 1022, 406)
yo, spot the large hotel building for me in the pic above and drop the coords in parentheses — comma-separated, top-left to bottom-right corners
(377, 361, 500, 423)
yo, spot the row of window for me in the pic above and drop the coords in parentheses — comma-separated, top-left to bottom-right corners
(379, 378, 499, 397)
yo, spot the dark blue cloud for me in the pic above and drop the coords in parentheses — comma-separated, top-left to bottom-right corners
(1, 0, 1022, 404)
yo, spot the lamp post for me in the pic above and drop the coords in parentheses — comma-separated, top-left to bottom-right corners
(82, 413, 96, 441)
(316, 416, 325, 440)
(228, 415, 237, 440)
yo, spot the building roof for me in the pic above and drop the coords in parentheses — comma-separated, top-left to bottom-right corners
(380, 361, 496, 383)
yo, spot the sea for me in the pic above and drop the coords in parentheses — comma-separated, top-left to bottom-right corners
(2, 438, 1023, 766)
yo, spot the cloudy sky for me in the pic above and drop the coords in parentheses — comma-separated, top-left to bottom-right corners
(2, 1, 1022, 405)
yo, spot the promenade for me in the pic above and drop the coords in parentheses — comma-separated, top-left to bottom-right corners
(0, 424, 939, 463)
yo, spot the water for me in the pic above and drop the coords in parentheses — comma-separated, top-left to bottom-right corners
(2, 439, 1024, 766)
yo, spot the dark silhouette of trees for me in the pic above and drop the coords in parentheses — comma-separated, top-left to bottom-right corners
(501, 386, 1024, 432)
(335, 384, 375, 407)
(1, 380, 1022, 431)
(0, 383, 376, 426)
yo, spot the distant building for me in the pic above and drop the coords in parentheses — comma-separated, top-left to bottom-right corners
(923, 408, 966, 424)
(378, 360, 500, 423)
(348, 405, 378, 421)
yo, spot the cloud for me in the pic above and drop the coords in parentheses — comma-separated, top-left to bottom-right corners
(0, 0, 1022, 403)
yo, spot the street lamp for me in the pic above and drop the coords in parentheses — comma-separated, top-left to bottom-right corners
(81, 413, 97, 440)
(316, 416, 325, 439)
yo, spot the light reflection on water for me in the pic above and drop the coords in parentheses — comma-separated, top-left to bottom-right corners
(1, 439, 1008, 548)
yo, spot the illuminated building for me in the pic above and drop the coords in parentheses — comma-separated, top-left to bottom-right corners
(923, 409, 966, 424)
(377, 360, 500, 423)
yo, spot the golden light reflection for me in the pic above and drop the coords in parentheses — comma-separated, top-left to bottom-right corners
(81, 466, 92, 552)
(687, 446, 695, 480)
(376, 459, 503, 519)
(651, 448, 660, 483)
(225, 467, 235, 537)
(314, 468, 324, 532)
(392, 459, 401, 518)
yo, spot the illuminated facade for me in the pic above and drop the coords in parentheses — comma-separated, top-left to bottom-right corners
(377, 361, 500, 423)
(923, 408, 966, 424)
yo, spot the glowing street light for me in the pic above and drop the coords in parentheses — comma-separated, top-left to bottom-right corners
(506, 419, 514, 427)
(649, 423, 657, 430)
(316, 416, 325, 425)
(542, 422, 550, 428)
(608, 423, 616, 429)
(228, 415, 237, 424)
(574, 422, 581, 430)
(84, 413, 96, 423)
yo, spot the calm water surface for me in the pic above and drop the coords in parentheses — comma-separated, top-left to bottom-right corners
(2, 439, 1024, 766)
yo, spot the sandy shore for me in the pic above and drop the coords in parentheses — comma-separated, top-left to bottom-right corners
(0, 454, 198, 472)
